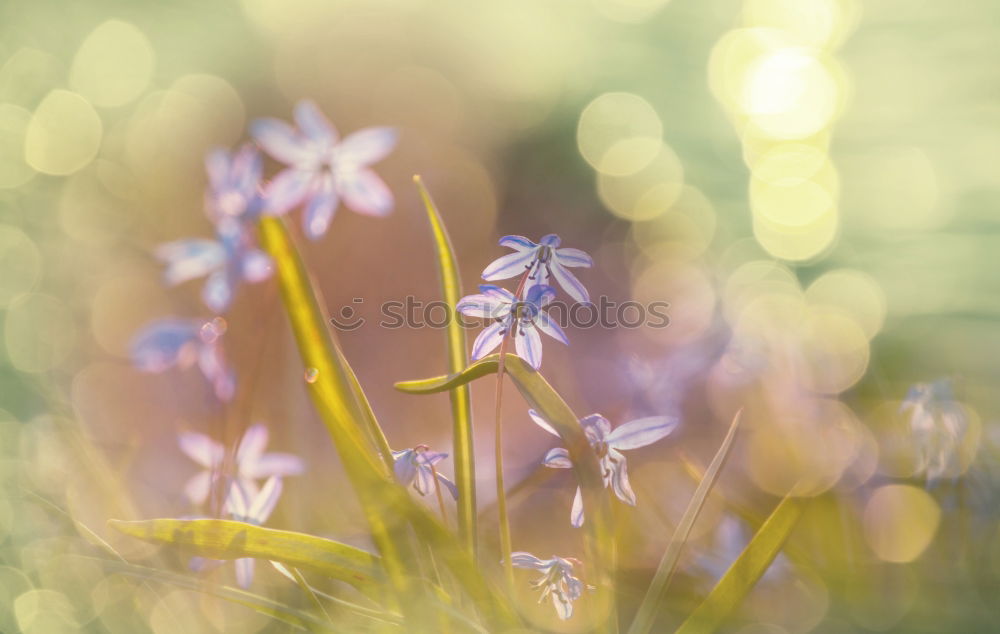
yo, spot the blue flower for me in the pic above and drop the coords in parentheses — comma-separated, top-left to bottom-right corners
(204, 143, 264, 222)
(156, 218, 273, 313)
(178, 423, 305, 506)
(130, 317, 235, 401)
(510, 552, 591, 620)
(456, 284, 567, 370)
(251, 100, 397, 239)
(530, 410, 677, 527)
(392, 445, 458, 499)
(901, 379, 966, 484)
(225, 477, 284, 588)
(482, 234, 593, 303)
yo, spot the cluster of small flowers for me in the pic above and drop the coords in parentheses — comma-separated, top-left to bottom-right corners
(127, 101, 396, 586)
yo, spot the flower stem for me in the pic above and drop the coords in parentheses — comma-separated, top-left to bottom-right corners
(429, 463, 449, 527)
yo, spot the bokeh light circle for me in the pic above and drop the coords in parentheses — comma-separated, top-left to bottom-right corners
(578, 92, 662, 176)
(25, 90, 103, 176)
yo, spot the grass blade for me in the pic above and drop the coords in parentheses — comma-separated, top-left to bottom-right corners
(674, 496, 805, 634)
(413, 175, 476, 558)
(627, 410, 743, 634)
(109, 518, 384, 599)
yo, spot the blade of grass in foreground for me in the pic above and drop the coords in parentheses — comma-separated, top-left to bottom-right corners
(413, 175, 476, 558)
(395, 355, 618, 628)
(109, 518, 384, 600)
(627, 410, 743, 634)
(674, 495, 805, 634)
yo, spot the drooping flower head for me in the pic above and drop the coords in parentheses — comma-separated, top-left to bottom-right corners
(482, 234, 593, 303)
(251, 100, 397, 239)
(130, 317, 235, 401)
(392, 445, 458, 499)
(456, 284, 566, 370)
(225, 477, 284, 588)
(510, 552, 591, 620)
(156, 218, 273, 314)
(531, 410, 677, 526)
(901, 379, 966, 484)
(178, 423, 305, 506)
(204, 143, 264, 223)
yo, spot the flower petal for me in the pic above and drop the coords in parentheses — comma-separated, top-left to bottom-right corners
(535, 311, 568, 345)
(515, 324, 543, 370)
(293, 100, 338, 146)
(552, 590, 573, 620)
(481, 249, 535, 281)
(248, 476, 283, 522)
(543, 447, 572, 468)
(226, 481, 251, 518)
(456, 293, 511, 318)
(498, 235, 537, 252)
(184, 471, 213, 505)
(178, 431, 223, 468)
(338, 168, 393, 216)
(241, 249, 274, 283)
(555, 247, 593, 268)
(250, 118, 310, 165)
(337, 127, 397, 167)
(549, 261, 590, 303)
(414, 464, 434, 496)
(205, 148, 230, 192)
(202, 269, 234, 314)
(197, 342, 235, 402)
(235, 557, 255, 589)
(580, 414, 612, 440)
(435, 472, 459, 500)
(606, 416, 678, 450)
(237, 424, 269, 469)
(130, 320, 199, 372)
(471, 321, 506, 360)
(246, 453, 305, 479)
(510, 552, 548, 570)
(540, 234, 561, 247)
(156, 239, 226, 286)
(231, 144, 263, 195)
(528, 409, 560, 437)
(608, 450, 636, 505)
(393, 450, 417, 486)
(302, 177, 339, 239)
(570, 486, 584, 527)
(263, 168, 313, 215)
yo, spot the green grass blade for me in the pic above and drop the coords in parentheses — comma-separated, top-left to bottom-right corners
(627, 410, 743, 634)
(413, 175, 476, 558)
(395, 354, 617, 625)
(109, 518, 384, 599)
(674, 496, 805, 634)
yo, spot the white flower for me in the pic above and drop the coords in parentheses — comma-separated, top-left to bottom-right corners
(510, 552, 591, 620)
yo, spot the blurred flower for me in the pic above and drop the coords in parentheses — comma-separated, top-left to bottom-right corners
(251, 100, 397, 239)
(901, 379, 967, 484)
(392, 445, 457, 499)
(155, 218, 273, 313)
(510, 552, 591, 620)
(531, 410, 677, 526)
(130, 317, 235, 401)
(456, 284, 566, 369)
(226, 477, 284, 588)
(482, 234, 593, 303)
(204, 143, 264, 222)
(178, 423, 305, 505)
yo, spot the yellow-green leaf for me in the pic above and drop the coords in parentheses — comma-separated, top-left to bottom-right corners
(628, 410, 743, 634)
(413, 175, 476, 558)
(675, 495, 805, 634)
(109, 518, 384, 599)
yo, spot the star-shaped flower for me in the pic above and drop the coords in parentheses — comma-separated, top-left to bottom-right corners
(510, 552, 591, 620)
(178, 423, 305, 506)
(155, 218, 273, 314)
(530, 410, 677, 526)
(482, 234, 593, 303)
(226, 477, 284, 588)
(130, 317, 235, 401)
(901, 379, 966, 483)
(204, 143, 264, 222)
(392, 445, 458, 499)
(251, 100, 397, 239)
(456, 284, 566, 370)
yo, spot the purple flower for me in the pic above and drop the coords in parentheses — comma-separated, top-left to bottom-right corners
(226, 477, 284, 588)
(510, 552, 591, 620)
(530, 410, 677, 527)
(456, 284, 566, 370)
(204, 143, 264, 222)
(251, 100, 397, 239)
(901, 379, 966, 483)
(178, 423, 305, 506)
(482, 234, 593, 303)
(156, 218, 273, 314)
(130, 317, 235, 401)
(392, 445, 458, 499)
